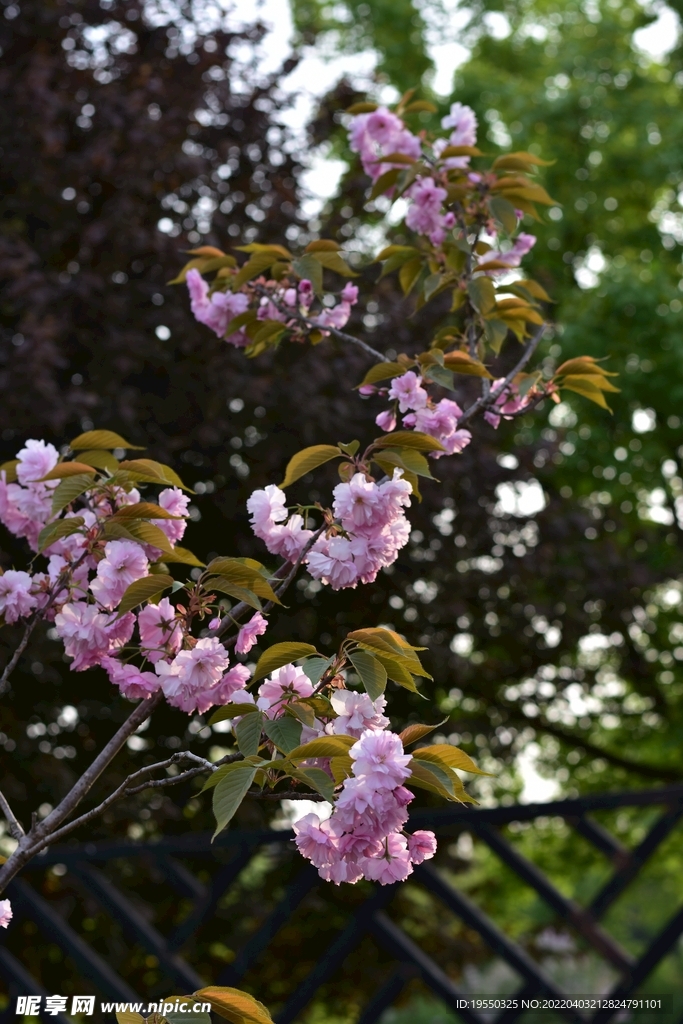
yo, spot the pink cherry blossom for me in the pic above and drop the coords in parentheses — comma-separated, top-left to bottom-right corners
(0, 570, 37, 623)
(361, 832, 413, 884)
(54, 603, 134, 671)
(408, 830, 438, 864)
(330, 689, 389, 738)
(236, 612, 268, 654)
(16, 439, 59, 485)
(293, 813, 340, 869)
(186, 269, 250, 344)
(257, 662, 313, 717)
(247, 484, 288, 532)
(101, 657, 161, 700)
(210, 664, 252, 705)
(479, 232, 537, 272)
(332, 473, 382, 530)
(90, 540, 149, 610)
(138, 597, 182, 663)
(152, 487, 189, 546)
(0, 899, 12, 929)
(349, 729, 412, 791)
(405, 178, 451, 245)
(156, 636, 230, 714)
(388, 371, 428, 413)
(375, 409, 396, 432)
(349, 107, 421, 182)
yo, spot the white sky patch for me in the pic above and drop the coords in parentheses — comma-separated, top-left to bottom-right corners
(574, 246, 607, 290)
(632, 407, 657, 433)
(517, 742, 560, 804)
(494, 480, 547, 518)
(632, 2, 681, 60)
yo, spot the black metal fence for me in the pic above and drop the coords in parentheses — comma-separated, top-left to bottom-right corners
(1, 784, 683, 1024)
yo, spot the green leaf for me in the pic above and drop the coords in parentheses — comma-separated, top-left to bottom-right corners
(163, 1008, 212, 1024)
(263, 716, 303, 754)
(483, 318, 509, 354)
(399, 257, 423, 295)
(279, 445, 341, 488)
(408, 758, 460, 800)
(191, 985, 275, 1024)
(50, 474, 97, 515)
(399, 722, 444, 747)
(212, 765, 257, 837)
(346, 101, 379, 114)
(423, 272, 446, 302)
(235, 711, 264, 757)
(374, 431, 445, 452)
(112, 501, 184, 521)
(413, 743, 493, 776)
(374, 654, 420, 693)
(301, 656, 331, 686)
(209, 703, 260, 726)
(207, 579, 262, 611)
(252, 642, 319, 682)
(287, 735, 355, 761)
(423, 364, 455, 390)
(375, 446, 434, 480)
(468, 276, 496, 315)
(348, 649, 387, 701)
(205, 559, 281, 604)
(117, 574, 175, 616)
(489, 195, 518, 234)
(287, 700, 316, 727)
(308, 249, 358, 277)
(357, 362, 406, 388)
(0, 460, 18, 483)
(39, 462, 97, 481)
(162, 545, 206, 567)
(69, 429, 145, 450)
(292, 254, 323, 296)
(233, 251, 280, 289)
(289, 767, 335, 802)
(76, 449, 120, 473)
(117, 458, 191, 492)
(337, 440, 360, 457)
(250, 319, 288, 347)
(561, 377, 612, 411)
(369, 167, 401, 200)
(37, 516, 85, 554)
(123, 519, 175, 553)
(115, 1013, 145, 1024)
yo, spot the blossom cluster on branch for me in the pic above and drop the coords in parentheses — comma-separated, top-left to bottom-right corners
(0, 91, 619, 917)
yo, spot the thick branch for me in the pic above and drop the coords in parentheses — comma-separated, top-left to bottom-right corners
(0, 692, 163, 892)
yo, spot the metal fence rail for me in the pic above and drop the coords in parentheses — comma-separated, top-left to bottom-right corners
(1, 785, 682, 1024)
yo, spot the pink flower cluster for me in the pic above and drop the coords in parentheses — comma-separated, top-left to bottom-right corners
(0, 439, 59, 551)
(483, 378, 533, 428)
(405, 178, 456, 247)
(375, 371, 472, 457)
(349, 107, 421, 182)
(186, 268, 250, 346)
(294, 729, 436, 885)
(479, 233, 537, 273)
(247, 470, 412, 591)
(433, 101, 478, 169)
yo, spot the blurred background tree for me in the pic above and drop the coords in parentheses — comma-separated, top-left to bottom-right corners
(2, 0, 683, 1016)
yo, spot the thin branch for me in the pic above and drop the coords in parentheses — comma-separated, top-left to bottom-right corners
(255, 286, 385, 362)
(0, 789, 25, 840)
(0, 548, 92, 695)
(248, 789, 326, 801)
(211, 523, 327, 641)
(459, 326, 546, 427)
